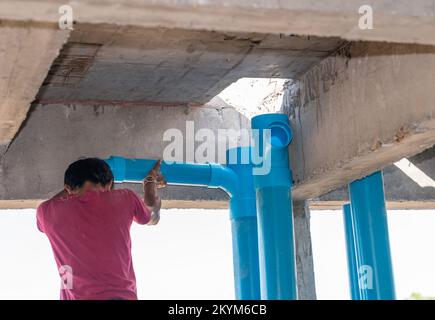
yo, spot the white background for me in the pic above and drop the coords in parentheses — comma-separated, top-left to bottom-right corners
(0, 208, 434, 299)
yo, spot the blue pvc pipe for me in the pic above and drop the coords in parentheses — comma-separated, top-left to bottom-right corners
(342, 203, 362, 300)
(348, 171, 396, 300)
(230, 216, 260, 299)
(105, 157, 237, 195)
(105, 146, 261, 300)
(251, 114, 297, 300)
(227, 147, 260, 299)
(256, 186, 297, 300)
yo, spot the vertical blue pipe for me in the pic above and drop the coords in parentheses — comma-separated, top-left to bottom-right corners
(230, 215, 260, 299)
(348, 171, 396, 300)
(227, 147, 261, 300)
(251, 114, 297, 300)
(256, 187, 296, 299)
(342, 203, 362, 300)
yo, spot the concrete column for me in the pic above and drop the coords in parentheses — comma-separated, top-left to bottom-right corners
(293, 200, 316, 300)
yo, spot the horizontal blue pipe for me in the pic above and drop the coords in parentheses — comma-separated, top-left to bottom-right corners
(105, 157, 238, 196)
(343, 203, 362, 300)
(349, 171, 396, 300)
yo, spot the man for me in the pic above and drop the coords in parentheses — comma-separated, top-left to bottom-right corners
(36, 157, 165, 300)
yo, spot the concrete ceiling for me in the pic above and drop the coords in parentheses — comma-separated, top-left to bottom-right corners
(36, 24, 346, 105)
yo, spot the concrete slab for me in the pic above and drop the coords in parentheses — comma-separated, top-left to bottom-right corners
(36, 24, 345, 105)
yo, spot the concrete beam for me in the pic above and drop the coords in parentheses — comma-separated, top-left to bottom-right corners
(318, 145, 435, 207)
(285, 41, 435, 200)
(0, 21, 68, 150)
(2, 136, 435, 209)
(3, 199, 435, 211)
(0, 199, 230, 210)
(1, 1, 435, 46)
(308, 201, 435, 211)
(0, 102, 249, 201)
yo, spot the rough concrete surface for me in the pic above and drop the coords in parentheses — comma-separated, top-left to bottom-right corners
(320, 146, 435, 203)
(0, 21, 69, 146)
(294, 200, 316, 300)
(285, 41, 435, 200)
(36, 24, 344, 105)
(0, 102, 249, 200)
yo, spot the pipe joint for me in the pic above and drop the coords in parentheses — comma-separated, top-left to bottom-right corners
(209, 163, 238, 196)
(251, 114, 293, 190)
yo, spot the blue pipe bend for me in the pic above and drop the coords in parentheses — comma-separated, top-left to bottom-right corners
(209, 163, 238, 197)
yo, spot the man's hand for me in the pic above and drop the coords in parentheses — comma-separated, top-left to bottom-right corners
(146, 159, 167, 189)
(143, 159, 166, 225)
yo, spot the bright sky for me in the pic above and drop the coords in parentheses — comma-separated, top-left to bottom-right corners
(0, 208, 434, 300)
(218, 78, 287, 117)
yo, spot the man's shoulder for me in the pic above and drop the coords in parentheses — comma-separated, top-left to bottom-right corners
(110, 188, 143, 205)
(36, 199, 55, 228)
(37, 198, 50, 212)
(36, 197, 58, 216)
(37, 194, 72, 215)
(111, 188, 137, 197)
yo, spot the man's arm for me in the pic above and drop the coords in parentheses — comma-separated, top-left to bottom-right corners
(144, 179, 161, 225)
(143, 160, 166, 225)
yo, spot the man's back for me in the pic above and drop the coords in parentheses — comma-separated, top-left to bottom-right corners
(37, 188, 151, 300)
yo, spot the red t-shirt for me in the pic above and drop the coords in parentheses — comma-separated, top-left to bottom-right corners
(36, 188, 151, 300)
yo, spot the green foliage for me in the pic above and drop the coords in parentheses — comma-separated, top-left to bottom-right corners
(409, 292, 435, 300)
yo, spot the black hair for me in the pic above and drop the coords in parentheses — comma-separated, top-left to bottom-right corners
(64, 158, 114, 190)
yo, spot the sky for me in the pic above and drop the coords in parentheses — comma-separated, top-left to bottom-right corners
(0, 208, 434, 300)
